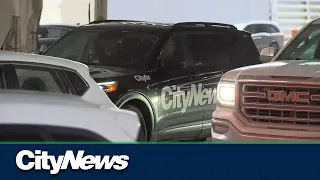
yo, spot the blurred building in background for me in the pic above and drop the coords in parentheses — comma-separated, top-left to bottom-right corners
(38, 0, 320, 41)
(272, 0, 320, 41)
(40, 0, 94, 25)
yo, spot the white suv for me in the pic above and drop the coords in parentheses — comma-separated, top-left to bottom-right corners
(0, 90, 140, 142)
(235, 21, 284, 53)
(0, 51, 141, 141)
(0, 50, 114, 107)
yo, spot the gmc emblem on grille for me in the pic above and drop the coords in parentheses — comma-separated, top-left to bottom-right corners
(267, 91, 310, 103)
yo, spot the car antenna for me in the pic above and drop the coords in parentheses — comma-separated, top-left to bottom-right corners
(0, 29, 10, 50)
(88, 0, 91, 23)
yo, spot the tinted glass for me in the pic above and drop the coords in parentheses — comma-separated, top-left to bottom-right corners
(44, 32, 93, 61)
(254, 24, 270, 33)
(0, 66, 5, 89)
(189, 33, 233, 67)
(59, 29, 70, 37)
(276, 24, 320, 61)
(47, 28, 62, 38)
(0, 125, 106, 142)
(161, 34, 188, 68)
(11, 65, 66, 93)
(44, 31, 161, 69)
(189, 32, 260, 68)
(41, 28, 70, 38)
(39, 27, 48, 38)
(269, 25, 280, 33)
(244, 25, 254, 33)
(65, 70, 89, 96)
(0, 131, 44, 141)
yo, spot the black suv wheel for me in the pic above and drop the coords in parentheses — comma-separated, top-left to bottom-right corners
(123, 105, 148, 141)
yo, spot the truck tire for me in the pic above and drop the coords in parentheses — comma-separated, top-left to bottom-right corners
(122, 105, 148, 141)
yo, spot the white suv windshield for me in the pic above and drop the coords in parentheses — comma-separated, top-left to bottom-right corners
(43, 30, 161, 69)
(276, 24, 320, 61)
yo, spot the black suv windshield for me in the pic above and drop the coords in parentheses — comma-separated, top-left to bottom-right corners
(43, 30, 161, 69)
(276, 24, 320, 61)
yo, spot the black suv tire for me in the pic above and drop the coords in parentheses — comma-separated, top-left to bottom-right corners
(123, 105, 148, 141)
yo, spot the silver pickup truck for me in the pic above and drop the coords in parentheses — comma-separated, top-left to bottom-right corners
(212, 17, 320, 142)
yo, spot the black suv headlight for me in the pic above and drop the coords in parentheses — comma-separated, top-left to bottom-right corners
(98, 81, 118, 93)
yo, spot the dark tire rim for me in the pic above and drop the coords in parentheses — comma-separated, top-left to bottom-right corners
(122, 105, 148, 142)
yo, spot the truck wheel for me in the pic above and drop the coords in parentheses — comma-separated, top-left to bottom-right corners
(122, 105, 148, 142)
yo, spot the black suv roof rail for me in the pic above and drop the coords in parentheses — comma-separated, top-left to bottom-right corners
(173, 22, 237, 30)
(89, 20, 142, 24)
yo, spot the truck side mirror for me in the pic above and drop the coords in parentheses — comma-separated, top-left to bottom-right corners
(260, 47, 277, 63)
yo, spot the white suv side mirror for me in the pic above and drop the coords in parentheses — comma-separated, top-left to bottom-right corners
(260, 47, 277, 63)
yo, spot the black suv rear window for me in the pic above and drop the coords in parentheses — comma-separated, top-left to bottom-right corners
(44, 30, 161, 69)
(228, 31, 261, 67)
(188, 31, 260, 68)
(160, 31, 260, 69)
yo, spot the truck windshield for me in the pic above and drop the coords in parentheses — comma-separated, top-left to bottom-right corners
(43, 30, 161, 69)
(276, 24, 320, 61)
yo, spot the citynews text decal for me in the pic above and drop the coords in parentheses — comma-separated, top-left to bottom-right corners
(1, 144, 319, 180)
(16, 150, 129, 174)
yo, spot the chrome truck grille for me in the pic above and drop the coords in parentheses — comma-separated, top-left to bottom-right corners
(238, 81, 320, 126)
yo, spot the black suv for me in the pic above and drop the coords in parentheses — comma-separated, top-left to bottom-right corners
(43, 20, 260, 141)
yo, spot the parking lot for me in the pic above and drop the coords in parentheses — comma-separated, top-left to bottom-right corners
(0, 0, 320, 142)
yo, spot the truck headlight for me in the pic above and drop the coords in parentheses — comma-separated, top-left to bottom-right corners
(217, 81, 235, 106)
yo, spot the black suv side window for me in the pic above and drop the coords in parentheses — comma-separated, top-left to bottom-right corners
(44, 31, 161, 70)
(10, 64, 67, 93)
(188, 33, 234, 68)
(161, 34, 189, 68)
(86, 31, 160, 69)
(65, 70, 89, 96)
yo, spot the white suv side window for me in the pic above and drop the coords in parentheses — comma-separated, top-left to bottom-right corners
(12, 65, 66, 93)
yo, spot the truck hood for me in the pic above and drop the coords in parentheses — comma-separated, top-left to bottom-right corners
(222, 60, 320, 81)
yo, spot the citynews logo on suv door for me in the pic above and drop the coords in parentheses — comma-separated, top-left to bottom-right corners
(15, 150, 129, 174)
